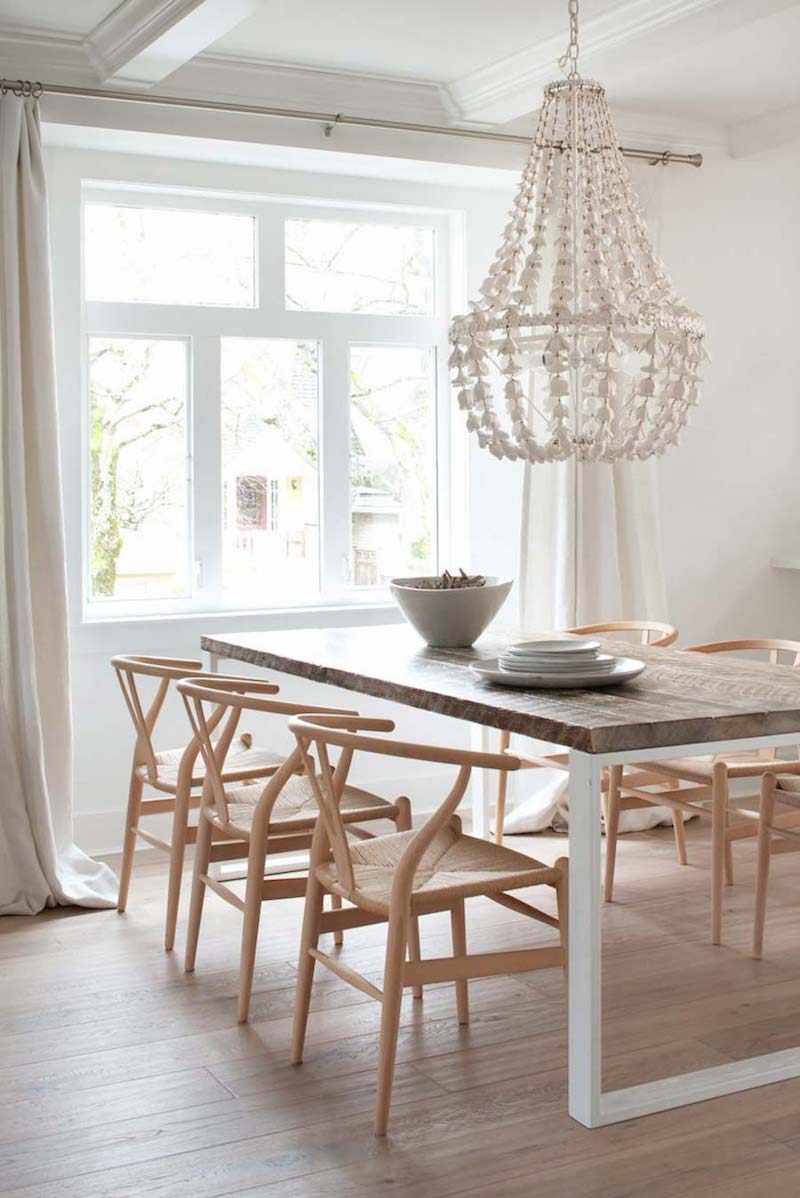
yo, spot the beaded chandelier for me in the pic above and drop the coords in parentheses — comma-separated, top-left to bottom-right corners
(449, 0, 706, 463)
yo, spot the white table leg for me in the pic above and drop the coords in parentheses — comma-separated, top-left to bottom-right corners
(567, 749, 604, 1127)
(567, 730, 800, 1127)
(207, 651, 220, 673)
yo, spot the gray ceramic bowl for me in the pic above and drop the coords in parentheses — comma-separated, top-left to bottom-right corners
(390, 576, 513, 648)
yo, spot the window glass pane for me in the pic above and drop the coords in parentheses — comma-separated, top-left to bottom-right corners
(285, 219, 435, 315)
(88, 337, 188, 601)
(350, 346, 436, 587)
(221, 339, 320, 598)
(85, 203, 256, 307)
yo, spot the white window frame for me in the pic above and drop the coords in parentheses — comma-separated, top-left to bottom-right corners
(80, 183, 455, 620)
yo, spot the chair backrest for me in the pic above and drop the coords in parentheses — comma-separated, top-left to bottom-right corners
(289, 713, 520, 906)
(569, 620, 678, 648)
(686, 639, 800, 667)
(111, 654, 206, 783)
(177, 677, 356, 825)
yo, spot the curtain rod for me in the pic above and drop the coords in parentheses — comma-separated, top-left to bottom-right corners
(2, 78, 703, 168)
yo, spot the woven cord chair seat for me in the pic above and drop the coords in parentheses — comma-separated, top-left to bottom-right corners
(315, 825, 560, 914)
(630, 754, 797, 783)
(136, 738, 283, 791)
(213, 774, 396, 837)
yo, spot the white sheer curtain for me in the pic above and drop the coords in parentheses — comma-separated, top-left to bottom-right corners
(518, 457, 668, 630)
(0, 93, 117, 914)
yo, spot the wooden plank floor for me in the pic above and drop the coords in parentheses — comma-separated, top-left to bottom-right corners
(4, 819, 800, 1197)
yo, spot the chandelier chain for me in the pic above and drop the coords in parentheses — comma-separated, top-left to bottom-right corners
(558, 0, 581, 79)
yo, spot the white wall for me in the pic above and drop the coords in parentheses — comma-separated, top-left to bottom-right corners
(655, 147, 800, 643)
(48, 133, 800, 854)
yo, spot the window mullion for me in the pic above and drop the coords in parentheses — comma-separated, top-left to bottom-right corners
(191, 335, 222, 606)
(319, 334, 352, 597)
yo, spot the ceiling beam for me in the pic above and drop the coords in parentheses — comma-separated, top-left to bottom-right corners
(85, 0, 258, 88)
(447, 0, 797, 125)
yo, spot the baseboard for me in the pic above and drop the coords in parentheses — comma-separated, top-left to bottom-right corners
(73, 767, 457, 857)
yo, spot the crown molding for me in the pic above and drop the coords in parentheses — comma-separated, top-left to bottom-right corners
(85, 0, 257, 87)
(85, 0, 204, 80)
(0, 25, 93, 82)
(172, 51, 457, 126)
(448, 0, 753, 124)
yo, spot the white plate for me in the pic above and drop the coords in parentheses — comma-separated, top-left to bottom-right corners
(503, 652, 603, 667)
(506, 638, 601, 656)
(499, 653, 616, 673)
(495, 656, 617, 675)
(470, 656, 646, 689)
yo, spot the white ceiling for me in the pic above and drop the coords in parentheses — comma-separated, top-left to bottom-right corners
(1, 0, 800, 159)
(211, 0, 621, 82)
(0, 0, 116, 35)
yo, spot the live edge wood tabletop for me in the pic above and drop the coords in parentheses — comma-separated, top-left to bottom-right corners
(201, 623, 800, 1132)
(200, 625, 800, 756)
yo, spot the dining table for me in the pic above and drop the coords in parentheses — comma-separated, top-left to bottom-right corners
(201, 623, 800, 1130)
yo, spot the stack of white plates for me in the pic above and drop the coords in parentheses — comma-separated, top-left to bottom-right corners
(498, 637, 608, 673)
(470, 637, 646, 689)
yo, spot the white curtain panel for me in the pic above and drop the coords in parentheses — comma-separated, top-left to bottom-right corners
(519, 457, 668, 630)
(0, 94, 117, 914)
(509, 459, 675, 834)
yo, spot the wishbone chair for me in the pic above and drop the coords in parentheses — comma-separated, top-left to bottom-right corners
(606, 639, 800, 945)
(178, 677, 415, 1023)
(753, 771, 800, 958)
(288, 712, 568, 1136)
(112, 655, 283, 948)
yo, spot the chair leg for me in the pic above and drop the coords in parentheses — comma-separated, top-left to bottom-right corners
(291, 867, 326, 1065)
(374, 912, 407, 1136)
(238, 822, 270, 1024)
(671, 808, 688, 866)
(117, 770, 144, 913)
(603, 764, 623, 902)
(725, 793, 735, 886)
(450, 899, 469, 1025)
(331, 891, 344, 948)
(753, 781, 776, 960)
(164, 781, 192, 951)
(185, 813, 212, 973)
(495, 729, 511, 844)
(711, 763, 728, 945)
(407, 913, 423, 1001)
(554, 856, 569, 980)
(395, 797, 422, 999)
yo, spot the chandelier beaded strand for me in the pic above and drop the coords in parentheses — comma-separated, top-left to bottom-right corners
(449, 0, 706, 464)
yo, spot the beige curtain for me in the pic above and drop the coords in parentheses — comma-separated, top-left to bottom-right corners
(0, 93, 117, 913)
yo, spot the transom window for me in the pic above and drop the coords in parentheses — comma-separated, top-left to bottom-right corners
(82, 188, 451, 615)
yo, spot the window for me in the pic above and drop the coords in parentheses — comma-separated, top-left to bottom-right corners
(269, 479, 280, 533)
(350, 346, 436, 586)
(285, 219, 435, 315)
(85, 203, 256, 307)
(236, 477, 268, 530)
(221, 337, 319, 597)
(88, 336, 188, 601)
(82, 189, 450, 615)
